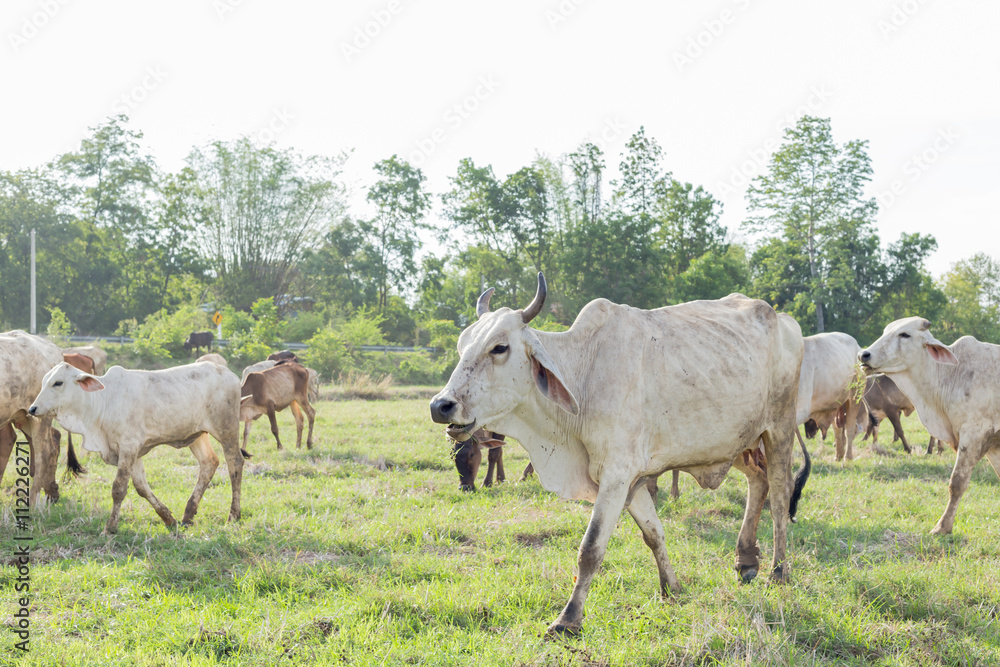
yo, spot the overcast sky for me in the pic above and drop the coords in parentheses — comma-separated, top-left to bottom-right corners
(2, 0, 996, 278)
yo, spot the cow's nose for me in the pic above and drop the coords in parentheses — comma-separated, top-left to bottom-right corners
(430, 397, 457, 424)
(859, 350, 871, 363)
(28, 405, 38, 416)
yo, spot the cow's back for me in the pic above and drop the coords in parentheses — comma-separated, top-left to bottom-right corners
(101, 362, 241, 446)
(0, 331, 63, 423)
(936, 336, 1000, 433)
(548, 295, 802, 470)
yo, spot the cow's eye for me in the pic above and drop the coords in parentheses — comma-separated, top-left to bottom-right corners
(53, 381, 63, 387)
(899, 333, 910, 339)
(490, 344, 509, 355)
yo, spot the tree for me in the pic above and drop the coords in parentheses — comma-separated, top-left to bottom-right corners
(744, 116, 879, 334)
(938, 253, 1000, 342)
(187, 138, 347, 310)
(360, 155, 432, 310)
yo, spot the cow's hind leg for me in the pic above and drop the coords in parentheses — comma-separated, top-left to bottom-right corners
(131, 458, 177, 528)
(0, 422, 14, 484)
(241, 419, 254, 455)
(761, 427, 794, 583)
(266, 404, 283, 451)
(626, 484, 680, 596)
(547, 478, 630, 636)
(219, 435, 245, 523)
(887, 410, 910, 453)
(484, 447, 504, 487)
(183, 434, 220, 525)
(302, 400, 316, 450)
(732, 448, 769, 583)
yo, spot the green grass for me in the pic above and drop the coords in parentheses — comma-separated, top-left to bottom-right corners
(2, 401, 999, 666)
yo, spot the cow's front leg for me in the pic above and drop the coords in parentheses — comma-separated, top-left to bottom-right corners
(932, 434, 987, 534)
(266, 404, 283, 450)
(547, 478, 630, 637)
(626, 483, 679, 597)
(105, 452, 137, 535)
(219, 438, 245, 523)
(241, 419, 254, 455)
(130, 458, 177, 528)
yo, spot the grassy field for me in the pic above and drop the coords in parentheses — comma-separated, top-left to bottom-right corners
(2, 394, 1000, 666)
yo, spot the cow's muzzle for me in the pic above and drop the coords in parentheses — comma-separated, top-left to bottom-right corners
(429, 397, 456, 424)
(28, 405, 39, 416)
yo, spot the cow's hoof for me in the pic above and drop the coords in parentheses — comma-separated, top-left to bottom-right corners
(102, 527, 118, 537)
(930, 524, 951, 535)
(545, 621, 582, 638)
(770, 565, 790, 584)
(738, 567, 758, 584)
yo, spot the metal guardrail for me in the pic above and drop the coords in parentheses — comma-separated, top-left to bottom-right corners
(63, 335, 438, 354)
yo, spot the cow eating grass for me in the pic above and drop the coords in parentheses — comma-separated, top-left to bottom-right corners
(430, 273, 809, 636)
(28, 361, 247, 534)
(859, 317, 1000, 535)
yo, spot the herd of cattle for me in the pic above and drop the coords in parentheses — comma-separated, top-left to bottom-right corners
(2, 274, 999, 636)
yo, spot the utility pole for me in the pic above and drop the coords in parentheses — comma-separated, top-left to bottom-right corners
(30, 228, 37, 334)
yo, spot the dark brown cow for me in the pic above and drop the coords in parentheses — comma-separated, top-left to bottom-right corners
(862, 374, 945, 455)
(183, 331, 214, 357)
(449, 428, 507, 491)
(239, 363, 316, 452)
(267, 350, 299, 363)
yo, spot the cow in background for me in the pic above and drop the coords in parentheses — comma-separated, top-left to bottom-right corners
(240, 362, 316, 452)
(449, 428, 508, 491)
(796, 332, 866, 461)
(859, 317, 1000, 534)
(862, 374, 946, 455)
(62, 345, 108, 375)
(183, 331, 214, 357)
(0, 330, 76, 505)
(268, 350, 299, 363)
(28, 361, 246, 534)
(197, 353, 228, 367)
(430, 274, 808, 635)
(243, 359, 319, 403)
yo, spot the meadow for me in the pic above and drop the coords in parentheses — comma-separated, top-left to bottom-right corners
(2, 392, 999, 666)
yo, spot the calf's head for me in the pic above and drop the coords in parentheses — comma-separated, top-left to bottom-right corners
(28, 362, 105, 418)
(859, 317, 958, 375)
(430, 273, 579, 433)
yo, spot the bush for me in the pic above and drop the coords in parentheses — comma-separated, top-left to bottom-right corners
(303, 328, 349, 381)
(124, 305, 210, 362)
(281, 311, 324, 343)
(46, 307, 74, 345)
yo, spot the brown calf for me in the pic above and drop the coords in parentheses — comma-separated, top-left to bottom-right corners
(450, 429, 507, 491)
(239, 363, 316, 452)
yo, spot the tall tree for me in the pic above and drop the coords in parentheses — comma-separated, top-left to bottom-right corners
(187, 138, 347, 310)
(360, 155, 432, 310)
(938, 253, 1000, 342)
(744, 116, 878, 333)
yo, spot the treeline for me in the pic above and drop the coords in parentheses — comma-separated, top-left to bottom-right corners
(1, 115, 998, 368)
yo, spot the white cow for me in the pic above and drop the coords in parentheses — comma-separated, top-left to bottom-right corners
(28, 361, 246, 534)
(62, 344, 108, 375)
(1, 330, 70, 505)
(859, 317, 1000, 534)
(796, 332, 865, 460)
(430, 274, 807, 635)
(197, 352, 229, 367)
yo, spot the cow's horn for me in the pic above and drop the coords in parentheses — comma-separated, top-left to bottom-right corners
(476, 287, 495, 318)
(521, 272, 547, 324)
(919, 319, 932, 331)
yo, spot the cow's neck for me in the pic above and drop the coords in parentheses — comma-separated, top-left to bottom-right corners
(60, 390, 113, 459)
(886, 355, 957, 444)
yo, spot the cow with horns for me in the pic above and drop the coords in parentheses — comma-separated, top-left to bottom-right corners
(430, 273, 808, 635)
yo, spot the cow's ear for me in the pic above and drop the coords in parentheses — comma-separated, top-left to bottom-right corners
(75, 374, 104, 392)
(925, 340, 958, 365)
(524, 332, 579, 415)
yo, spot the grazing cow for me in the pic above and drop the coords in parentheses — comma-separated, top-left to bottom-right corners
(449, 428, 507, 491)
(1, 330, 72, 504)
(795, 332, 865, 461)
(862, 375, 947, 456)
(62, 345, 108, 375)
(28, 361, 246, 534)
(859, 317, 1000, 534)
(268, 350, 299, 363)
(197, 353, 228, 367)
(429, 273, 808, 635)
(240, 363, 316, 452)
(183, 331, 214, 357)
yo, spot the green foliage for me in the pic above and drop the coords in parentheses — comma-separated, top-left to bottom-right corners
(46, 306, 74, 343)
(123, 305, 210, 362)
(303, 327, 349, 380)
(224, 331, 274, 369)
(249, 297, 281, 347)
(339, 306, 387, 352)
(937, 253, 1000, 342)
(220, 305, 254, 338)
(280, 311, 324, 343)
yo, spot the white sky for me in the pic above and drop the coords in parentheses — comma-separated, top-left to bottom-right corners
(2, 0, 997, 278)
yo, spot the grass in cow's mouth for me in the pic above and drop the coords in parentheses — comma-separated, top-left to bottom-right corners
(2, 398, 999, 666)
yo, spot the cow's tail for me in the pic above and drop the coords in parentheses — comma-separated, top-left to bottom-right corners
(788, 428, 811, 523)
(65, 436, 86, 477)
(241, 448, 253, 460)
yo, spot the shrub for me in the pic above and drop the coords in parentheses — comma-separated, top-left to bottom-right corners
(225, 331, 274, 369)
(281, 311, 324, 343)
(46, 307, 74, 345)
(303, 327, 349, 381)
(125, 305, 210, 362)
